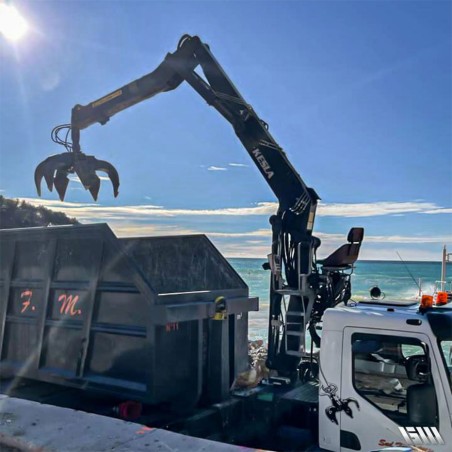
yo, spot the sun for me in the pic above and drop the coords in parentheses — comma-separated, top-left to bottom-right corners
(0, 3, 29, 42)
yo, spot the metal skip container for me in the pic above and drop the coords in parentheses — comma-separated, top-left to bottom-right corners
(0, 224, 258, 407)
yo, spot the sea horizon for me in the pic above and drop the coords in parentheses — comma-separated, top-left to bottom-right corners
(226, 257, 450, 264)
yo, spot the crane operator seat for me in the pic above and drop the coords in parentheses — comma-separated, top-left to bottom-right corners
(321, 227, 364, 269)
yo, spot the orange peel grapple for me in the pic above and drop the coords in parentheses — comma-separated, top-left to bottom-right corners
(34, 125, 119, 201)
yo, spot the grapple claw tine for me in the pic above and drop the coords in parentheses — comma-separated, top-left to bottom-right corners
(73, 156, 102, 200)
(43, 170, 55, 193)
(88, 177, 101, 201)
(73, 155, 120, 200)
(34, 161, 45, 197)
(94, 159, 120, 198)
(54, 170, 70, 202)
(34, 158, 55, 194)
(34, 153, 75, 198)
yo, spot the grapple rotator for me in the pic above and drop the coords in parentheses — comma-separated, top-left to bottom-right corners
(34, 125, 119, 201)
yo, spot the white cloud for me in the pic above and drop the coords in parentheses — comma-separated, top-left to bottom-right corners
(214, 242, 447, 261)
(207, 166, 227, 171)
(208, 229, 271, 238)
(314, 232, 452, 261)
(110, 223, 199, 237)
(360, 234, 452, 244)
(207, 230, 451, 245)
(229, 163, 249, 167)
(357, 248, 444, 262)
(17, 198, 276, 220)
(9, 196, 451, 260)
(318, 201, 446, 217)
(107, 223, 451, 259)
(423, 208, 452, 215)
(217, 242, 270, 258)
(16, 198, 451, 224)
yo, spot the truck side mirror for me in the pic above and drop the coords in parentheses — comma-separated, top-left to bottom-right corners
(405, 355, 430, 382)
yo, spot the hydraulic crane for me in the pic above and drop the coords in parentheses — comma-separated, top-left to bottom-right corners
(34, 34, 364, 377)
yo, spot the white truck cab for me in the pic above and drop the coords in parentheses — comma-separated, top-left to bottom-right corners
(319, 301, 452, 451)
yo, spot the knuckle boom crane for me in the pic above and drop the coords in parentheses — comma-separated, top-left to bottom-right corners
(34, 34, 364, 377)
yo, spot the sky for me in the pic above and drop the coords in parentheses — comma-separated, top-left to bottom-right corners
(0, 0, 451, 260)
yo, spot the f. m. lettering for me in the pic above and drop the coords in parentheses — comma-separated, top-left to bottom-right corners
(58, 294, 82, 316)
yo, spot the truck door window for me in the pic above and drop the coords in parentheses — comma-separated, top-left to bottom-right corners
(352, 333, 439, 427)
(401, 344, 424, 358)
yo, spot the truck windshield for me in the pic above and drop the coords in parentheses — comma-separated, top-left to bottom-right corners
(439, 339, 452, 391)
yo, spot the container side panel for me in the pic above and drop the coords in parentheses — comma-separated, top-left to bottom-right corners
(0, 250, 5, 282)
(54, 239, 102, 282)
(232, 313, 249, 376)
(41, 326, 82, 375)
(87, 332, 148, 384)
(3, 322, 38, 363)
(153, 321, 201, 405)
(95, 292, 146, 327)
(1, 239, 15, 356)
(12, 241, 49, 281)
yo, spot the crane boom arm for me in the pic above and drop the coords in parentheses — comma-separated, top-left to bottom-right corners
(71, 35, 319, 215)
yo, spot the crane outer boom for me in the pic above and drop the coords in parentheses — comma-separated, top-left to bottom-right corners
(71, 35, 319, 216)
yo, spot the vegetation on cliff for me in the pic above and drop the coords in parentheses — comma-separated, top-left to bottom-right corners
(0, 196, 79, 229)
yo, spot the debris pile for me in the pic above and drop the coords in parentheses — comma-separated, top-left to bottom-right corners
(248, 339, 267, 366)
(232, 340, 269, 389)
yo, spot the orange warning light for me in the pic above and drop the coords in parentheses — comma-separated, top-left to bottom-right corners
(420, 294, 434, 309)
(436, 292, 448, 306)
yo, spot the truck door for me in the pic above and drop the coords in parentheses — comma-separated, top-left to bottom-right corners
(339, 328, 451, 451)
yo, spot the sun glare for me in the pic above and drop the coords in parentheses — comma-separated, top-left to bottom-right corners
(0, 3, 29, 42)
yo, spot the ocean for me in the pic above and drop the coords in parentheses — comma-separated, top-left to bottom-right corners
(228, 258, 452, 340)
